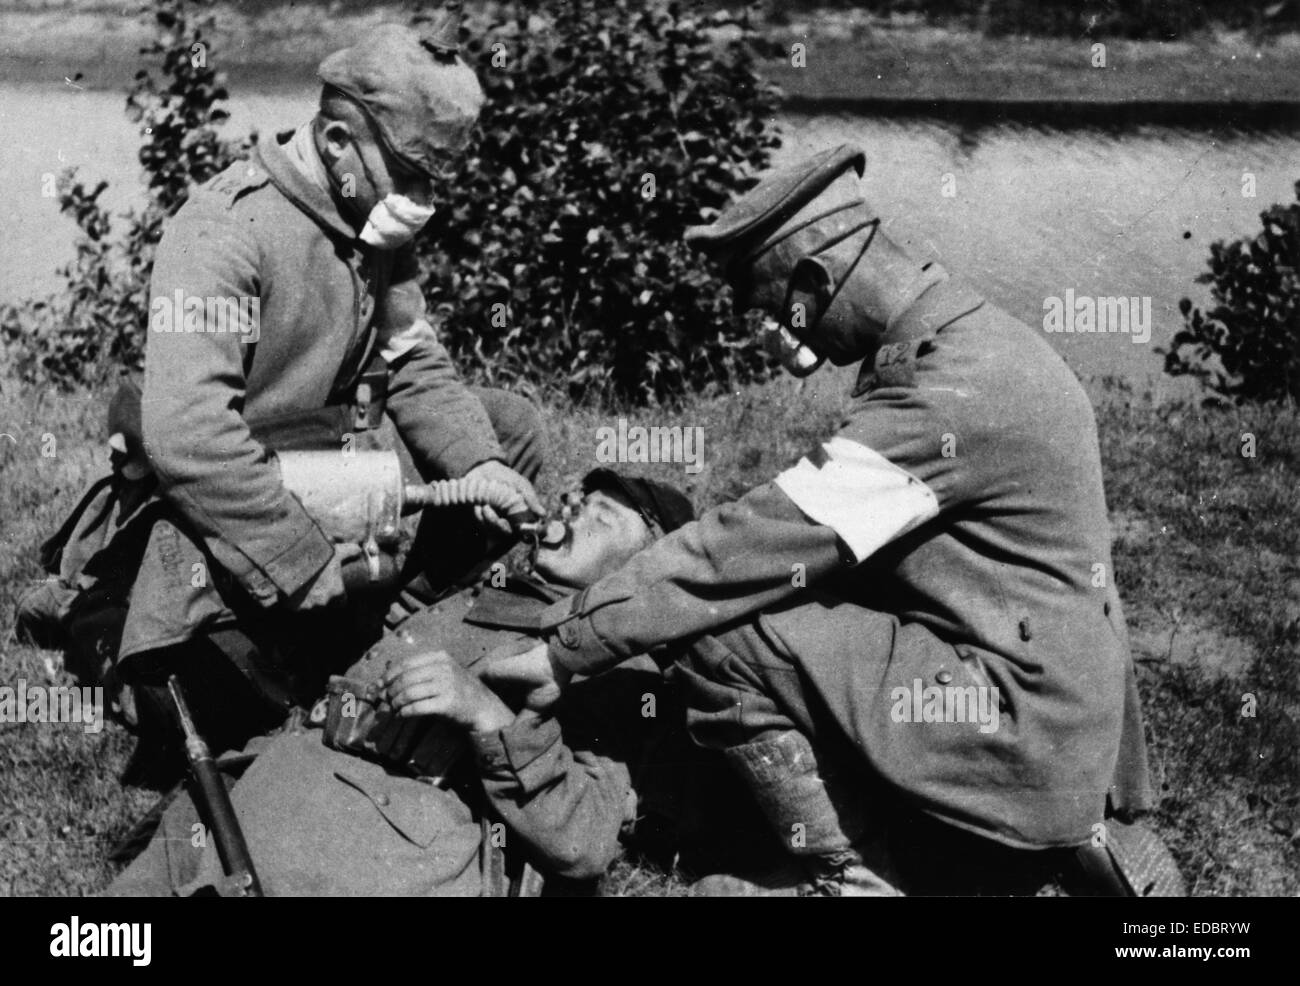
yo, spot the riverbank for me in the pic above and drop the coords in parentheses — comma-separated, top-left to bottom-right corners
(770, 23, 1300, 106)
(4, 2, 1300, 106)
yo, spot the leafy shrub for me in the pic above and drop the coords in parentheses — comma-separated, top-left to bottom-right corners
(0, 0, 241, 389)
(1162, 182, 1300, 405)
(419, 0, 783, 404)
(2, 0, 780, 406)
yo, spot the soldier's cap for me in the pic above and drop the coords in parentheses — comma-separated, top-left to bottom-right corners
(582, 469, 695, 536)
(317, 8, 483, 178)
(107, 377, 143, 455)
(107, 376, 151, 480)
(684, 143, 868, 275)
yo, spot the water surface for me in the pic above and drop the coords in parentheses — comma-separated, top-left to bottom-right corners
(3, 79, 1297, 397)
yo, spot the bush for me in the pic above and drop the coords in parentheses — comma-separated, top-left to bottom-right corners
(1162, 181, 1300, 405)
(1, 0, 780, 406)
(0, 0, 241, 390)
(418, 0, 783, 405)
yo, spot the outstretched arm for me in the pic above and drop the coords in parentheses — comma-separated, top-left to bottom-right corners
(525, 393, 962, 680)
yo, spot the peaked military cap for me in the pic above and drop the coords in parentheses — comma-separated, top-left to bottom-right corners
(685, 144, 868, 272)
(318, 6, 483, 177)
(582, 469, 696, 536)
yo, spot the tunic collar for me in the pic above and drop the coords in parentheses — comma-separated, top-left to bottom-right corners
(462, 574, 570, 632)
(881, 275, 985, 347)
(852, 277, 985, 397)
(256, 128, 362, 244)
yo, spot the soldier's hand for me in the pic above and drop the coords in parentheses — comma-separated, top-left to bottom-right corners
(481, 641, 568, 712)
(382, 649, 514, 733)
(284, 544, 358, 612)
(462, 460, 544, 537)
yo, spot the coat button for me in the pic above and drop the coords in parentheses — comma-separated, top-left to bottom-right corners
(936, 669, 953, 685)
(1018, 617, 1032, 642)
(375, 793, 391, 807)
(557, 620, 580, 649)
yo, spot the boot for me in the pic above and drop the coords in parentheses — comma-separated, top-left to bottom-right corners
(691, 729, 901, 897)
(1070, 817, 1186, 897)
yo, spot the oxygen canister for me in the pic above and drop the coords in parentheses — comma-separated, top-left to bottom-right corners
(273, 449, 562, 583)
(275, 450, 406, 549)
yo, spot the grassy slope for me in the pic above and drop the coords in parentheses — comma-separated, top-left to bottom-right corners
(1096, 380, 1300, 896)
(0, 386, 156, 896)
(2, 370, 1297, 896)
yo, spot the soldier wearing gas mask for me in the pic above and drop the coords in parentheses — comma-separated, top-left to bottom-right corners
(103, 10, 545, 758)
(492, 145, 1182, 896)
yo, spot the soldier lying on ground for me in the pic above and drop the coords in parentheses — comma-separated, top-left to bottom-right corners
(106, 469, 770, 896)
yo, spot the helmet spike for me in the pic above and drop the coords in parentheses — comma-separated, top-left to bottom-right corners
(419, 1, 464, 58)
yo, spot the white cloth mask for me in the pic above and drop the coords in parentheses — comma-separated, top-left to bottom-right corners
(359, 193, 436, 249)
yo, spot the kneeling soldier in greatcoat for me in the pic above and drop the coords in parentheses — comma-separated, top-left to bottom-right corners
(490, 145, 1183, 896)
(19, 10, 545, 767)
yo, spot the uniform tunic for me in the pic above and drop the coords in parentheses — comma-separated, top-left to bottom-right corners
(121, 130, 505, 661)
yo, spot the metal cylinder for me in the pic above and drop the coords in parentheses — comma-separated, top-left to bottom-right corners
(275, 449, 405, 548)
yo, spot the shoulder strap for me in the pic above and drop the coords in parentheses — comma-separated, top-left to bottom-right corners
(38, 474, 116, 574)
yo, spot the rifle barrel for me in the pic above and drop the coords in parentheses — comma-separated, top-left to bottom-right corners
(167, 676, 265, 897)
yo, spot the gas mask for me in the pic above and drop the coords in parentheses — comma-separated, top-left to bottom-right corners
(359, 193, 436, 249)
(760, 316, 824, 377)
(347, 133, 437, 250)
(758, 218, 881, 377)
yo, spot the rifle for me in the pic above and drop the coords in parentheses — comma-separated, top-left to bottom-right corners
(168, 676, 264, 897)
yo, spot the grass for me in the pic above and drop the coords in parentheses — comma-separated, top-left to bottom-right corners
(0, 384, 157, 896)
(2, 368, 1297, 896)
(1093, 378, 1300, 896)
